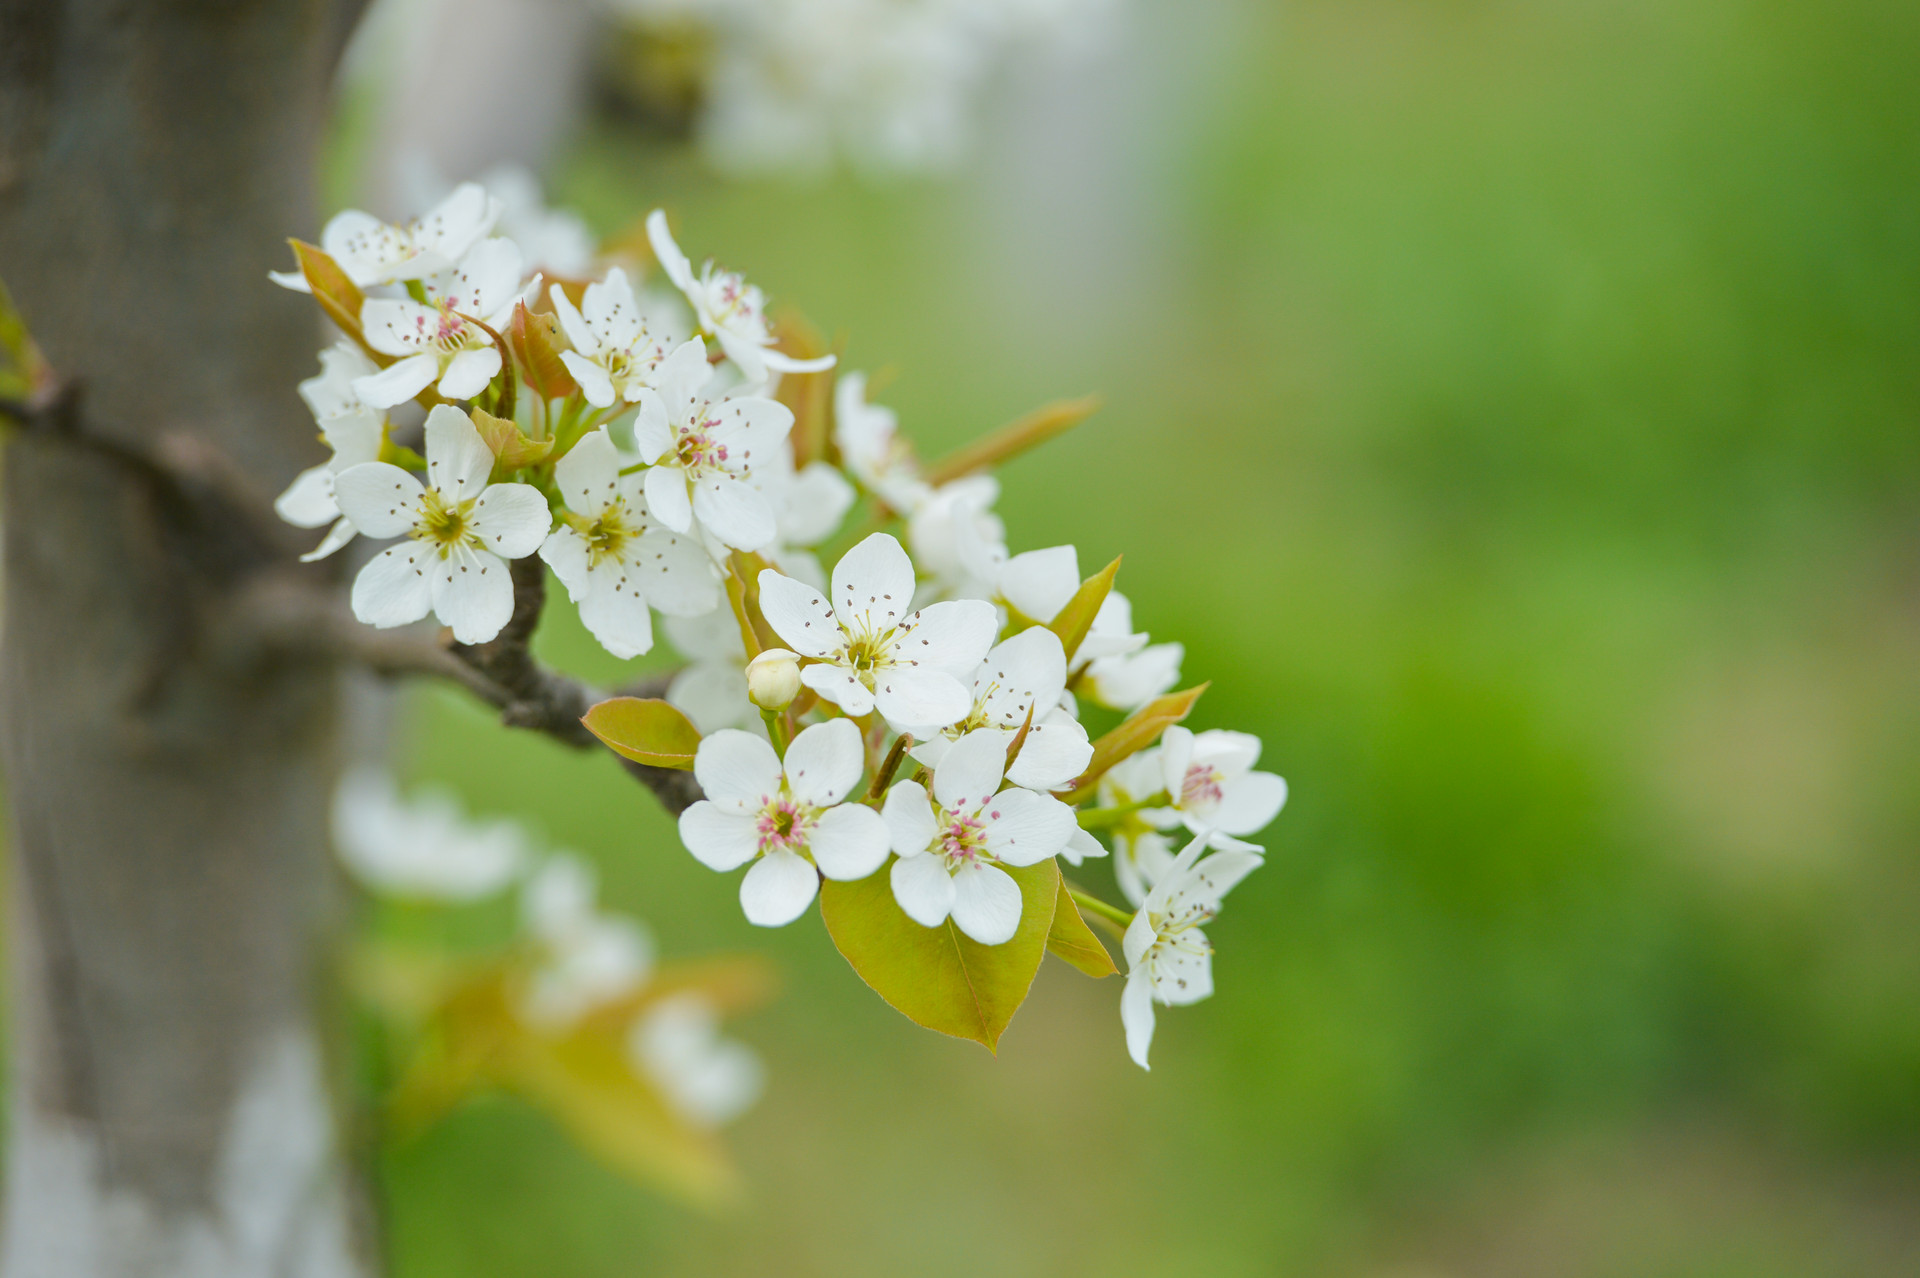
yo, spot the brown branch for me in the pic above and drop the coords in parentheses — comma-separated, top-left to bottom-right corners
(10, 386, 710, 815)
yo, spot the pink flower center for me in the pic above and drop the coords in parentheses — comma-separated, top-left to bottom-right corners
(674, 418, 729, 473)
(755, 797, 814, 855)
(1181, 764, 1225, 810)
(936, 808, 990, 867)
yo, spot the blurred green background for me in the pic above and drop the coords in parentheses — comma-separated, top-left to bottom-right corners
(369, 0, 1920, 1273)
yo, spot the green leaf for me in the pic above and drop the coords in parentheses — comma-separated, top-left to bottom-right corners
(819, 858, 1060, 1051)
(582, 697, 702, 769)
(1045, 555, 1121, 662)
(1045, 876, 1117, 977)
(471, 407, 554, 477)
(1060, 683, 1210, 804)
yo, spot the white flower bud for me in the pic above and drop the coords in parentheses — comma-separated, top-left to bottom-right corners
(746, 648, 802, 711)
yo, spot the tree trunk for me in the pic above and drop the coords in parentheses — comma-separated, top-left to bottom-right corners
(0, 2, 372, 1274)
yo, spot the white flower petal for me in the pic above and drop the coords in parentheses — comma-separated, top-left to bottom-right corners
(437, 346, 500, 401)
(299, 517, 358, 563)
(562, 351, 615, 408)
(578, 566, 656, 659)
(691, 472, 776, 550)
(632, 528, 722, 617)
(351, 352, 439, 409)
(645, 209, 697, 295)
(692, 729, 783, 814)
(881, 780, 938, 856)
(429, 546, 514, 643)
(739, 849, 818, 927)
(469, 482, 552, 559)
(643, 463, 693, 533)
(950, 862, 1021, 946)
(423, 405, 494, 501)
(1006, 711, 1093, 792)
(331, 461, 424, 539)
(677, 802, 760, 871)
(549, 281, 598, 353)
(830, 533, 916, 636)
(889, 851, 955, 927)
(1121, 968, 1156, 1070)
(274, 464, 339, 528)
(539, 527, 593, 601)
(930, 729, 1007, 813)
(799, 662, 873, 716)
(998, 545, 1081, 623)
(755, 571, 842, 659)
(1062, 826, 1107, 867)
(981, 787, 1075, 867)
(1151, 938, 1215, 1006)
(781, 718, 864, 807)
(874, 667, 972, 732)
(808, 804, 890, 881)
(892, 599, 999, 677)
(1207, 772, 1288, 837)
(351, 542, 433, 629)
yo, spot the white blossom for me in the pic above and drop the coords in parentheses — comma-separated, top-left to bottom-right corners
(881, 730, 1075, 945)
(646, 210, 836, 385)
(678, 719, 890, 927)
(274, 343, 387, 562)
(354, 238, 526, 408)
(331, 769, 526, 902)
(332, 405, 553, 644)
(540, 429, 720, 659)
(908, 624, 1092, 792)
(1121, 836, 1262, 1070)
(1101, 748, 1176, 906)
(1082, 636, 1184, 711)
(549, 269, 675, 408)
(832, 371, 930, 511)
(632, 338, 793, 551)
(271, 181, 500, 291)
(906, 475, 1006, 601)
(756, 532, 997, 729)
(664, 607, 757, 734)
(521, 854, 655, 1026)
(627, 993, 763, 1126)
(1148, 726, 1288, 851)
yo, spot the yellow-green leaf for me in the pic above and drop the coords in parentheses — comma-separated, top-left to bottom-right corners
(1045, 556, 1121, 662)
(1045, 876, 1117, 977)
(819, 858, 1059, 1051)
(509, 301, 578, 400)
(583, 697, 702, 769)
(289, 240, 367, 346)
(471, 407, 554, 476)
(924, 395, 1100, 487)
(500, 1022, 741, 1212)
(1059, 683, 1210, 804)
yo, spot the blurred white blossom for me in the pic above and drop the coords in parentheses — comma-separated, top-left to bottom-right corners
(332, 769, 528, 901)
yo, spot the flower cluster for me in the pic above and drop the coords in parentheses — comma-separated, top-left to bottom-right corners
(276, 176, 1284, 1070)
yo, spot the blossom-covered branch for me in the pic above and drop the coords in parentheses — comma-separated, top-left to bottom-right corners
(269, 178, 1287, 1076)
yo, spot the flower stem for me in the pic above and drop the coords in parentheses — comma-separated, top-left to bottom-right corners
(1067, 887, 1134, 933)
(761, 709, 790, 757)
(1075, 793, 1168, 830)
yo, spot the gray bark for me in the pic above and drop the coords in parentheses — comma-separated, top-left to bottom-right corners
(0, 1, 373, 1274)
